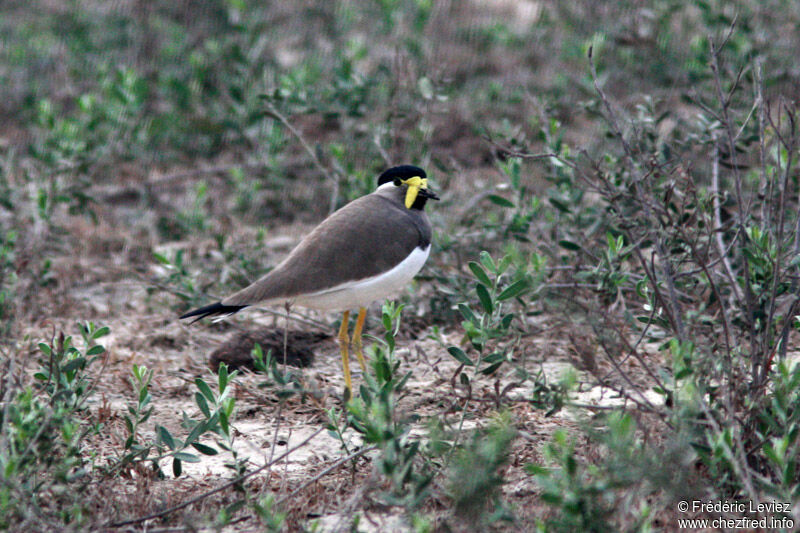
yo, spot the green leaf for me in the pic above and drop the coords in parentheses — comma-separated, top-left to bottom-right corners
(548, 198, 571, 213)
(86, 345, 105, 356)
(540, 493, 563, 505)
(498, 279, 529, 301)
(195, 392, 211, 418)
(458, 303, 477, 323)
(38, 342, 52, 356)
(497, 254, 513, 275)
(447, 346, 474, 366)
(195, 378, 215, 402)
(218, 363, 229, 392)
(139, 408, 153, 425)
(558, 240, 581, 251)
(138, 386, 150, 405)
(476, 284, 493, 313)
(157, 426, 175, 450)
(468, 261, 493, 288)
(172, 457, 182, 477)
(220, 410, 230, 435)
(222, 397, 236, 418)
(123, 415, 134, 434)
(481, 362, 503, 375)
(482, 352, 505, 364)
(173, 451, 200, 463)
(191, 442, 219, 455)
(488, 194, 515, 208)
(62, 357, 86, 373)
(185, 420, 207, 445)
(479, 251, 496, 273)
(525, 464, 550, 475)
(153, 252, 171, 266)
(92, 326, 110, 339)
(636, 315, 669, 328)
(397, 370, 412, 392)
(763, 442, 779, 465)
(783, 458, 796, 486)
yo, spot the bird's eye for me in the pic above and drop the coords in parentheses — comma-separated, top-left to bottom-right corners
(393, 178, 401, 186)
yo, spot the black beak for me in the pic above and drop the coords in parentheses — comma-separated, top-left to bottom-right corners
(419, 188, 440, 201)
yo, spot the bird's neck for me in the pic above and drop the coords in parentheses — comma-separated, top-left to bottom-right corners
(410, 196, 429, 210)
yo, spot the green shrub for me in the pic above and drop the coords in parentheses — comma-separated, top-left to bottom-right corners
(0, 322, 108, 529)
(448, 412, 516, 526)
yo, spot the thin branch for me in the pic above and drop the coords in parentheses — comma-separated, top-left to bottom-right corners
(262, 102, 341, 214)
(711, 138, 743, 303)
(277, 445, 377, 504)
(480, 133, 578, 170)
(588, 46, 632, 157)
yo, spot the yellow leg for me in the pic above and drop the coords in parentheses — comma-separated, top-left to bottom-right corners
(338, 310, 352, 394)
(353, 307, 368, 373)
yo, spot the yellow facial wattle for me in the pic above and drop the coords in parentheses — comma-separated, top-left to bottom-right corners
(401, 176, 428, 209)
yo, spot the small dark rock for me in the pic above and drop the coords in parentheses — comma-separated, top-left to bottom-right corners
(208, 329, 328, 373)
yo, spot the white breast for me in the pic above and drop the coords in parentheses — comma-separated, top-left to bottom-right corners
(291, 245, 431, 311)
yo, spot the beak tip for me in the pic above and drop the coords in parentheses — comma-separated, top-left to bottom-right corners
(422, 189, 440, 201)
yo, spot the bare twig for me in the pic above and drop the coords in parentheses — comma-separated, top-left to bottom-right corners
(481, 133, 578, 170)
(277, 444, 377, 504)
(588, 46, 632, 157)
(262, 102, 341, 214)
(711, 138, 743, 303)
(373, 129, 392, 166)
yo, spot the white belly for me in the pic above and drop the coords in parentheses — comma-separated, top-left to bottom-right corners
(291, 245, 430, 311)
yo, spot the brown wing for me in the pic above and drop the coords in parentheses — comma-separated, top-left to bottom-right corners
(222, 193, 429, 306)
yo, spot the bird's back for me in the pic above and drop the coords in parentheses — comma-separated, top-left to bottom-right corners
(222, 190, 431, 307)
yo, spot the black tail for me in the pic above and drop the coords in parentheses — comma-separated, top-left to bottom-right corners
(180, 301, 248, 324)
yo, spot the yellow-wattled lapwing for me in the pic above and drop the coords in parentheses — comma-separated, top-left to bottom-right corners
(180, 165, 438, 395)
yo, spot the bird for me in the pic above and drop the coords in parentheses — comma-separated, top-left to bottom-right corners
(180, 165, 439, 395)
